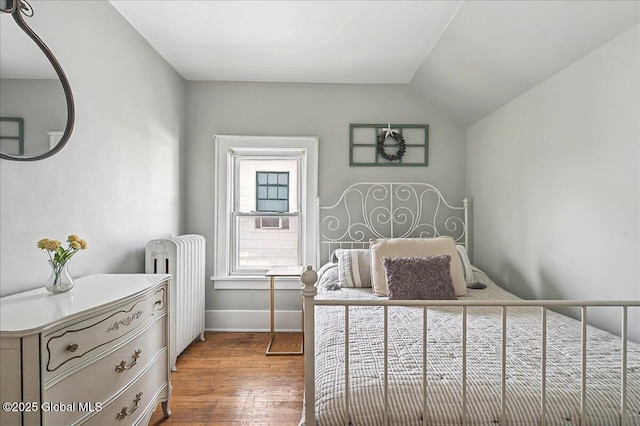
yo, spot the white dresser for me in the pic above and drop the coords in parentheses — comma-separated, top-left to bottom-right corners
(0, 274, 172, 426)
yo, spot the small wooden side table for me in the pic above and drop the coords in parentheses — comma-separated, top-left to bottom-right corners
(265, 265, 304, 356)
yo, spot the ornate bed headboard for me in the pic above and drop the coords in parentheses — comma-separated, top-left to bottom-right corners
(317, 182, 468, 264)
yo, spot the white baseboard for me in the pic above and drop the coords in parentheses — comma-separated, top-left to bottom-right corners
(205, 309, 302, 332)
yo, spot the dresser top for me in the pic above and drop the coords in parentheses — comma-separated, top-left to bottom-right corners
(0, 274, 171, 334)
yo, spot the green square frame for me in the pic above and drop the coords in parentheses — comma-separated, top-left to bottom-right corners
(0, 117, 25, 156)
(349, 123, 429, 166)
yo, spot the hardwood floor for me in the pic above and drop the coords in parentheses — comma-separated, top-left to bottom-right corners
(149, 332, 304, 425)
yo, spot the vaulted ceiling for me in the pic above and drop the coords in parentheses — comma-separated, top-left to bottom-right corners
(110, 1, 639, 126)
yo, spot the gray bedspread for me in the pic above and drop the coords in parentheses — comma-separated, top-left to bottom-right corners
(303, 264, 640, 425)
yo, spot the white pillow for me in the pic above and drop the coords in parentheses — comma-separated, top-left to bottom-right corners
(456, 245, 473, 286)
(369, 236, 467, 297)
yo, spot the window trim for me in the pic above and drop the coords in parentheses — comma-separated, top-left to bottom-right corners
(212, 135, 318, 288)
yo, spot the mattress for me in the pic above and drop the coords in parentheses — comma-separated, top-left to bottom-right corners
(305, 264, 640, 425)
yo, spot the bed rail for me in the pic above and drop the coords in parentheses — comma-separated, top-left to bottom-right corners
(301, 272, 640, 426)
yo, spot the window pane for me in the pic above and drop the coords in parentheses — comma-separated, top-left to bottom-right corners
(268, 173, 277, 184)
(278, 174, 288, 185)
(278, 187, 287, 199)
(257, 173, 267, 184)
(236, 215, 300, 270)
(257, 187, 267, 198)
(258, 199, 286, 212)
(267, 187, 278, 199)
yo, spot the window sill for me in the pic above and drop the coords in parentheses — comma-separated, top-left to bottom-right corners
(210, 276, 303, 290)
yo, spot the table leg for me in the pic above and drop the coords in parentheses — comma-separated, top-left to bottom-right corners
(270, 276, 275, 336)
(266, 276, 276, 354)
(265, 275, 303, 356)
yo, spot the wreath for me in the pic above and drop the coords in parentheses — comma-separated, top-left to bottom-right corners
(376, 131, 406, 162)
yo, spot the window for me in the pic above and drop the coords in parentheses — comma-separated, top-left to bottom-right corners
(256, 171, 289, 212)
(233, 158, 300, 273)
(213, 136, 318, 286)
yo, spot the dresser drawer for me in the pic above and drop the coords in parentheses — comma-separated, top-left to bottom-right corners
(42, 317, 166, 426)
(0, 338, 21, 426)
(82, 348, 168, 426)
(43, 285, 166, 380)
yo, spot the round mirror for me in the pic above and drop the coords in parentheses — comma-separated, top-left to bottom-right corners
(0, 0, 74, 161)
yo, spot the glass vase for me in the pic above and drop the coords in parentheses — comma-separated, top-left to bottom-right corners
(45, 260, 74, 294)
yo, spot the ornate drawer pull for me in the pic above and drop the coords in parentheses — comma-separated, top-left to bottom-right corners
(114, 349, 142, 373)
(116, 391, 143, 420)
(67, 344, 78, 352)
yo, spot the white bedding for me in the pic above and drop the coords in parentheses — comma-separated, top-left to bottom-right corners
(306, 264, 640, 425)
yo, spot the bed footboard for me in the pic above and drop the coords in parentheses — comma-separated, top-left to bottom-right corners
(301, 269, 640, 426)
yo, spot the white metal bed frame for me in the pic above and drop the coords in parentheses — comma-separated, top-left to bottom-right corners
(316, 183, 468, 266)
(301, 182, 639, 426)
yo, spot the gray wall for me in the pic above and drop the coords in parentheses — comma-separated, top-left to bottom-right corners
(184, 82, 466, 313)
(0, 1, 186, 295)
(467, 25, 639, 341)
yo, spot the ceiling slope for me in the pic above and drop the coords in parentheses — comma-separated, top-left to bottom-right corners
(410, 0, 640, 126)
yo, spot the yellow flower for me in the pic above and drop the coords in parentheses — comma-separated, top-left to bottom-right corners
(37, 234, 87, 265)
(37, 238, 50, 250)
(37, 239, 60, 251)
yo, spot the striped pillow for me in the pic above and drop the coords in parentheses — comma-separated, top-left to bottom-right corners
(335, 249, 371, 288)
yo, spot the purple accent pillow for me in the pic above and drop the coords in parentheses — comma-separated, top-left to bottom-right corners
(382, 256, 457, 300)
